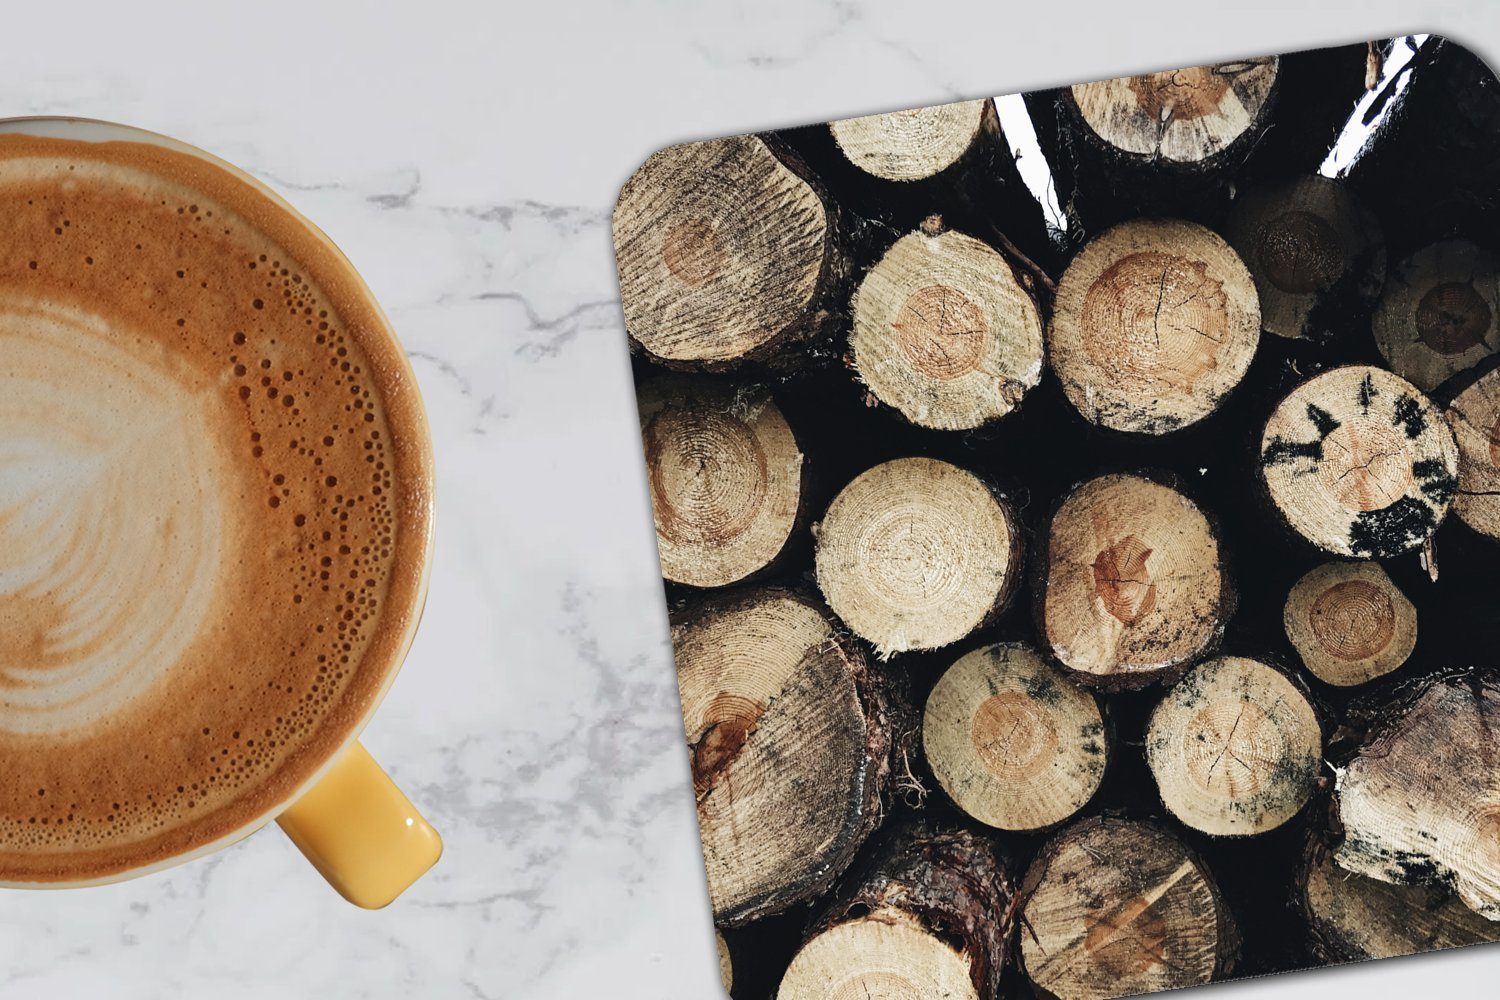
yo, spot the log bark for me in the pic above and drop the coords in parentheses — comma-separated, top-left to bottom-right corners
(1333, 668, 1500, 921)
(672, 588, 910, 925)
(1018, 815, 1238, 1000)
(849, 216, 1044, 430)
(1347, 36, 1500, 258)
(1222, 174, 1385, 341)
(1038, 473, 1229, 690)
(614, 134, 848, 369)
(1146, 656, 1323, 837)
(778, 822, 1012, 1000)
(1299, 822, 1500, 964)
(1048, 218, 1260, 434)
(1259, 365, 1460, 557)
(1237, 42, 1375, 184)
(923, 642, 1107, 832)
(1283, 560, 1417, 687)
(1443, 356, 1500, 541)
(1372, 239, 1500, 392)
(829, 99, 993, 183)
(639, 377, 806, 588)
(814, 457, 1021, 657)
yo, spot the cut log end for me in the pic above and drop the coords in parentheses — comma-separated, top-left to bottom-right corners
(1223, 175, 1385, 340)
(640, 379, 804, 587)
(1284, 561, 1417, 687)
(777, 911, 979, 1000)
(815, 458, 1019, 656)
(1260, 365, 1459, 557)
(615, 135, 834, 367)
(1300, 831, 1500, 964)
(1049, 219, 1260, 434)
(780, 823, 1012, 1000)
(829, 99, 991, 182)
(673, 589, 895, 924)
(1019, 817, 1236, 1000)
(924, 643, 1107, 832)
(1446, 364, 1500, 540)
(716, 929, 733, 994)
(1374, 240, 1500, 392)
(1147, 656, 1322, 837)
(1334, 669, 1500, 921)
(1041, 473, 1226, 689)
(1068, 58, 1279, 165)
(851, 225, 1044, 430)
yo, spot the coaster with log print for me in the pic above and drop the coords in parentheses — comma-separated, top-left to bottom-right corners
(1039, 473, 1228, 689)
(1146, 656, 1323, 837)
(639, 378, 805, 587)
(850, 218, 1044, 430)
(1049, 218, 1261, 434)
(613, 34, 1500, 1000)
(923, 643, 1107, 832)
(1018, 816, 1238, 1000)
(815, 457, 1020, 657)
(1283, 561, 1416, 686)
(1260, 365, 1459, 557)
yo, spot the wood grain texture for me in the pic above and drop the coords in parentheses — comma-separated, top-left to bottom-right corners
(673, 588, 907, 924)
(1334, 669, 1500, 921)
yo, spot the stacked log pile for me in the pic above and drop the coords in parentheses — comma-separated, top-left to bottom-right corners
(614, 34, 1500, 1000)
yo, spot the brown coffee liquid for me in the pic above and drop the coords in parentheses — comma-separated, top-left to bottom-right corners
(0, 133, 430, 883)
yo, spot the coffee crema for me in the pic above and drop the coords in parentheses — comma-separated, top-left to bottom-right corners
(0, 132, 431, 883)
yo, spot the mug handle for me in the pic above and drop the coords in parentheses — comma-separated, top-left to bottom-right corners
(276, 741, 442, 908)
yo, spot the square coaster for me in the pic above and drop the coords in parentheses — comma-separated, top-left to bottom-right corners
(613, 35, 1500, 1000)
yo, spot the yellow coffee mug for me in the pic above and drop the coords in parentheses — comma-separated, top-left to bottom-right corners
(0, 116, 440, 908)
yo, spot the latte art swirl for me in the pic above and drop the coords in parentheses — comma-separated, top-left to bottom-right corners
(0, 300, 228, 734)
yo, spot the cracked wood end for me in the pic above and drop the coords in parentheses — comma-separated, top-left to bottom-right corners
(1147, 656, 1323, 837)
(1373, 239, 1500, 392)
(814, 457, 1020, 657)
(1334, 669, 1500, 921)
(1260, 365, 1459, 557)
(923, 643, 1107, 832)
(638, 377, 805, 588)
(1445, 361, 1500, 540)
(1019, 816, 1237, 1000)
(614, 135, 843, 369)
(850, 223, 1044, 430)
(1048, 218, 1260, 434)
(1299, 824, 1500, 963)
(1284, 560, 1416, 687)
(671, 587, 899, 925)
(1068, 59, 1279, 165)
(1039, 473, 1228, 690)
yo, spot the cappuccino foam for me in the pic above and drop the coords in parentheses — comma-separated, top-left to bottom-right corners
(0, 134, 430, 883)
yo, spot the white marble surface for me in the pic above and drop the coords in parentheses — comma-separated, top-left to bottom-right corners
(1, 2, 1498, 997)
